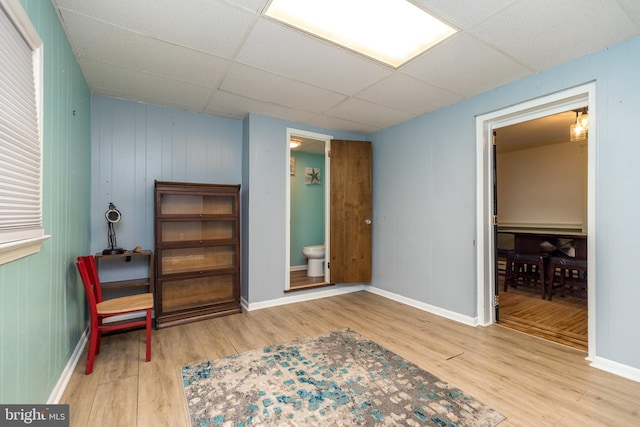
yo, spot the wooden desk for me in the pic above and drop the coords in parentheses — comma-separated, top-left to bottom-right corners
(94, 250, 154, 294)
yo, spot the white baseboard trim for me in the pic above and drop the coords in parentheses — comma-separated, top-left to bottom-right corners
(590, 356, 640, 383)
(290, 265, 307, 272)
(47, 327, 89, 404)
(365, 286, 478, 326)
(244, 284, 365, 311)
(243, 284, 478, 324)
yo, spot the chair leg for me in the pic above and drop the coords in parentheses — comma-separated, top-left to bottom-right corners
(547, 265, 555, 301)
(559, 268, 567, 298)
(96, 318, 102, 355)
(145, 308, 152, 362)
(86, 324, 99, 375)
(539, 262, 546, 299)
(504, 260, 513, 291)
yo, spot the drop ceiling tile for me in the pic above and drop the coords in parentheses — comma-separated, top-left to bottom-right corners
(79, 58, 135, 95)
(356, 73, 463, 116)
(306, 114, 381, 135)
(402, 33, 532, 97)
(205, 91, 316, 123)
(471, 0, 639, 71)
(236, 19, 393, 96)
(324, 98, 415, 131)
(225, 0, 270, 13)
(58, 9, 229, 88)
(51, 0, 82, 10)
(220, 64, 346, 113)
(56, 0, 257, 58)
(130, 73, 215, 112)
(81, 59, 214, 112)
(618, 0, 640, 27)
(414, 0, 519, 28)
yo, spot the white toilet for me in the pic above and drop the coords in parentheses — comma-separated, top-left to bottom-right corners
(302, 245, 325, 277)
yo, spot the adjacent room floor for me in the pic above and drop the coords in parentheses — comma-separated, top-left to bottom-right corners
(497, 276, 587, 352)
(288, 269, 332, 291)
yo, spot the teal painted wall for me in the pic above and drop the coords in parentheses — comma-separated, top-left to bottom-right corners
(290, 152, 325, 267)
(0, 0, 91, 403)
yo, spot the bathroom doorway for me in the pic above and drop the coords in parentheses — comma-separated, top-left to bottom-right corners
(285, 128, 332, 291)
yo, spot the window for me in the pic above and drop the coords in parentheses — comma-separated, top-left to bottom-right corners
(0, 0, 48, 265)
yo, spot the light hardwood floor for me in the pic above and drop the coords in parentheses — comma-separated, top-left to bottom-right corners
(61, 291, 640, 426)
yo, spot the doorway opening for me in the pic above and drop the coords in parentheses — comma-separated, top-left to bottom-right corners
(285, 128, 333, 291)
(495, 112, 588, 351)
(475, 83, 596, 360)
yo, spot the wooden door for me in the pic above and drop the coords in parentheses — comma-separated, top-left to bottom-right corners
(329, 140, 372, 283)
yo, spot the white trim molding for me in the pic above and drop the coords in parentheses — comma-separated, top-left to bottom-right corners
(243, 285, 365, 311)
(0, 235, 50, 265)
(366, 286, 478, 326)
(47, 327, 88, 404)
(591, 357, 640, 383)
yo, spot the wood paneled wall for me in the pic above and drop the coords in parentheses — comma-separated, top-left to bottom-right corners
(90, 95, 243, 259)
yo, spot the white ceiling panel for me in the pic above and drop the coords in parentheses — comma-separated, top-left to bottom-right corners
(305, 115, 380, 136)
(618, 0, 640, 27)
(356, 73, 463, 116)
(205, 91, 316, 124)
(225, 0, 270, 14)
(58, 9, 229, 89)
(81, 59, 215, 111)
(56, 0, 257, 58)
(402, 33, 532, 97)
(471, 0, 638, 72)
(235, 19, 393, 96)
(324, 98, 415, 131)
(414, 0, 519, 29)
(220, 64, 346, 113)
(51, 0, 640, 134)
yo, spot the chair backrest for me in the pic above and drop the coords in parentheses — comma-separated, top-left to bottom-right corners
(76, 258, 99, 321)
(77, 255, 103, 303)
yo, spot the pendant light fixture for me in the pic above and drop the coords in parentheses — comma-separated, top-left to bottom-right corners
(570, 108, 589, 141)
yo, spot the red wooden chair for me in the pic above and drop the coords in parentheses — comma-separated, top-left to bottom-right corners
(76, 255, 153, 374)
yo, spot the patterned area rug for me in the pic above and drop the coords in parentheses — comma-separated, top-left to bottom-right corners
(181, 328, 505, 426)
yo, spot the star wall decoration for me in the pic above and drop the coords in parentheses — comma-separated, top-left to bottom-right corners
(305, 167, 321, 184)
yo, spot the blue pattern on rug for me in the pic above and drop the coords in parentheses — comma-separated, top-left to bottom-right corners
(181, 329, 505, 426)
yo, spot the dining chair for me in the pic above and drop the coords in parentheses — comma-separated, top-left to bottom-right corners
(547, 256, 588, 301)
(504, 252, 549, 299)
(76, 255, 153, 374)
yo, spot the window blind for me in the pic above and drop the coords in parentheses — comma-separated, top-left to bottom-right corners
(0, 0, 44, 246)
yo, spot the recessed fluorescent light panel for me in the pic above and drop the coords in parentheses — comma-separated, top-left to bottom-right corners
(264, 0, 457, 68)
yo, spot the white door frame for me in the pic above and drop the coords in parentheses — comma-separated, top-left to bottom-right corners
(285, 128, 333, 290)
(475, 82, 596, 360)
